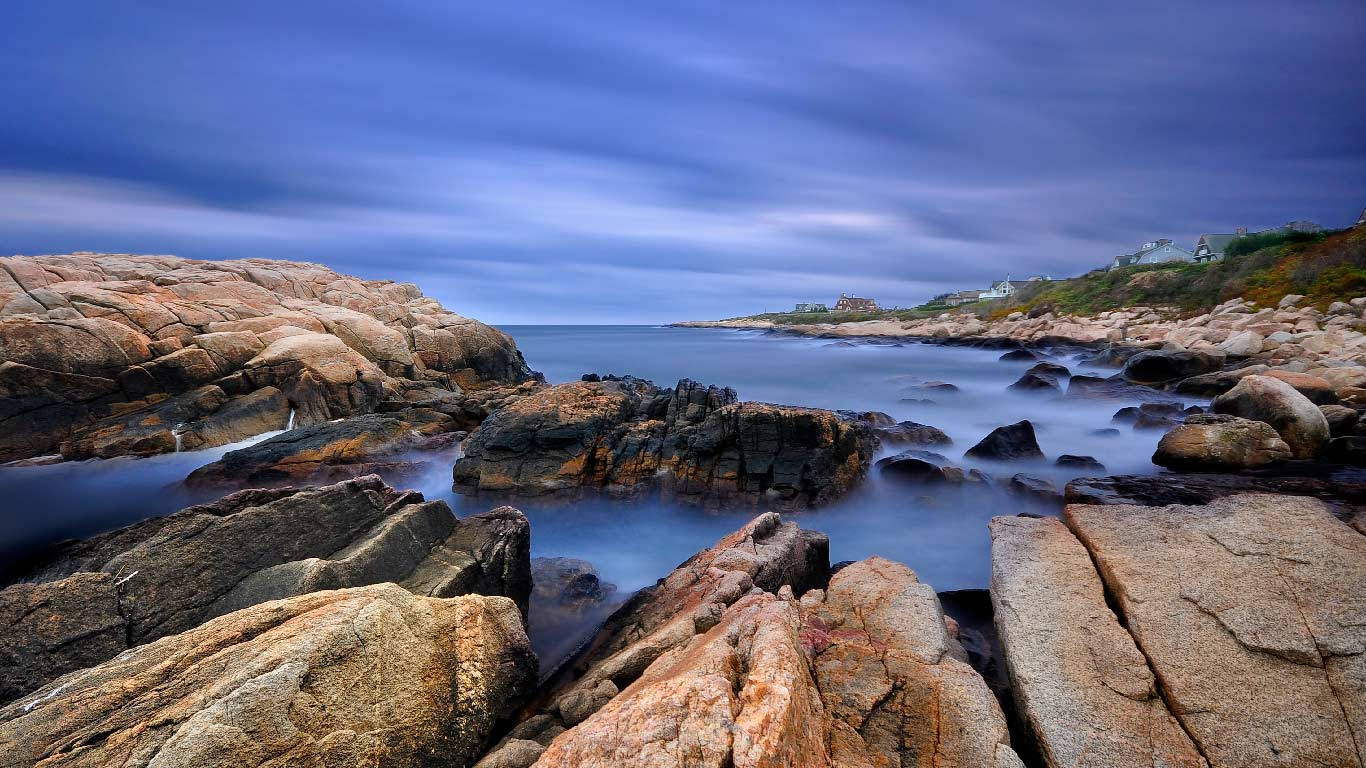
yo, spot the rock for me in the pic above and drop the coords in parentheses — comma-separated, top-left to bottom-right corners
(1122, 349, 1226, 385)
(1066, 494, 1366, 768)
(0, 584, 536, 768)
(1320, 404, 1360, 437)
(1174, 364, 1270, 396)
(1090, 427, 1121, 437)
(531, 557, 617, 610)
(1004, 473, 1061, 503)
(0, 476, 531, 701)
(1055, 454, 1105, 471)
(918, 380, 960, 392)
(874, 420, 952, 446)
(1000, 349, 1038, 361)
(1212, 374, 1331, 458)
(990, 516, 1207, 767)
(1065, 472, 1366, 518)
(1279, 293, 1306, 308)
(528, 557, 1023, 768)
(0, 573, 126, 706)
(1027, 361, 1071, 378)
(184, 410, 456, 489)
(0, 253, 534, 462)
(1325, 436, 1366, 466)
(1262, 369, 1339, 404)
(1008, 371, 1061, 392)
(1152, 413, 1293, 471)
(453, 378, 876, 509)
(1066, 374, 1167, 402)
(965, 420, 1044, 461)
(1218, 329, 1264, 356)
(875, 449, 985, 485)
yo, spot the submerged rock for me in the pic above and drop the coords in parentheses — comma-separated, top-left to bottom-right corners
(0, 476, 530, 703)
(965, 420, 1045, 461)
(1121, 348, 1225, 385)
(873, 419, 953, 447)
(1055, 454, 1105, 471)
(452, 377, 875, 509)
(184, 410, 458, 489)
(1008, 371, 1061, 393)
(0, 585, 536, 768)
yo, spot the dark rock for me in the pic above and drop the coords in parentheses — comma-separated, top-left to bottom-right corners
(1055, 454, 1105, 471)
(874, 420, 952, 447)
(1090, 428, 1122, 437)
(1004, 473, 1061, 503)
(1173, 365, 1269, 396)
(184, 410, 456, 489)
(1321, 404, 1361, 437)
(839, 410, 897, 428)
(999, 349, 1038, 362)
(581, 373, 601, 382)
(1325, 436, 1366, 467)
(917, 381, 960, 392)
(877, 450, 954, 483)
(965, 420, 1044, 461)
(1066, 374, 1168, 402)
(0, 573, 126, 705)
(453, 378, 876, 509)
(1027, 361, 1071, 378)
(1112, 406, 1140, 423)
(1065, 470, 1366, 517)
(1008, 372, 1061, 393)
(0, 476, 531, 703)
(532, 557, 617, 610)
(1122, 349, 1226, 385)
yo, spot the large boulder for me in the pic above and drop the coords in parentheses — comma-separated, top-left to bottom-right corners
(0, 253, 535, 462)
(990, 516, 1206, 767)
(0, 476, 530, 703)
(965, 420, 1044, 461)
(1122, 348, 1226, 385)
(1065, 495, 1366, 768)
(1152, 413, 1293, 471)
(507, 552, 1022, 768)
(0, 585, 536, 768)
(874, 419, 952, 447)
(1261, 369, 1339, 404)
(453, 378, 876, 509)
(1212, 374, 1331, 458)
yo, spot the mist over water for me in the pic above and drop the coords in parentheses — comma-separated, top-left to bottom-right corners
(0, 326, 1197, 669)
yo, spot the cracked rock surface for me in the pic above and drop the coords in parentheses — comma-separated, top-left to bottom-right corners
(0, 584, 535, 768)
(1066, 494, 1365, 768)
(0, 475, 530, 704)
(990, 516, 1207, 767)
(990, 493, 1366, 768)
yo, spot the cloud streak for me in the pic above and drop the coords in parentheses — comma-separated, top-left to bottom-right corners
(2, 1, 1363, 323)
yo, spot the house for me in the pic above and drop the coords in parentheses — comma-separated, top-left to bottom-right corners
(979, 280, 1033, 300)
(1356, 207, 1366, 228)
(1193, 233, 1236, 263)
(793, 302, 828, 313)
(1109, 239, 1195, 270)
(944, 290, 983, 306)
(833, 293, 878, 311)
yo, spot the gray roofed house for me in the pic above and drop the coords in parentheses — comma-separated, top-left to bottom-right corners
(1193, 233, 1236, 263)
(1109, 238, 1195, 270)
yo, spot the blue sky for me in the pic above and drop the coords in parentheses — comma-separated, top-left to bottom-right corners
(2, 1, 1363, 323)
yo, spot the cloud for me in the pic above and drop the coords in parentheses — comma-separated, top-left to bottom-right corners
(1, 1, 1363, 323)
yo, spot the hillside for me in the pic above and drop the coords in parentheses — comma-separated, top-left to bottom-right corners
(985, 226, 1364, 318)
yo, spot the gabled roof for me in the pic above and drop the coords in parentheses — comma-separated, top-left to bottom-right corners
(1197, 233, 1236, 252)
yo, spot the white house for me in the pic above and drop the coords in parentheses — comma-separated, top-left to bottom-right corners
(1193, 233, 1236, 263)
(980, 275, 1047, 299)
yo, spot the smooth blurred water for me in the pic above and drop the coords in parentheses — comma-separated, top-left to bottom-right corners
(0, 325, 1197, 668)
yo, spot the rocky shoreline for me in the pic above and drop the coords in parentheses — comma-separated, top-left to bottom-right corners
(2, 253, 1365, 767)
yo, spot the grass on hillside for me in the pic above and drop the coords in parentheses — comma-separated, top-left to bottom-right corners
(721, 227, 1365, 324)
(989, 227, 1364, 318)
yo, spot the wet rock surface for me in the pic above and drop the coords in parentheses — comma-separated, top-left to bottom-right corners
(0, 584, 536, 768)
(1211, 374, 1331, 458)
(0, 253, 533, 463)
(453, 377, 876, 508)
(0, 476, 531, 703)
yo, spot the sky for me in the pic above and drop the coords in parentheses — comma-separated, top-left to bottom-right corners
(2, 1, 1364, 323)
